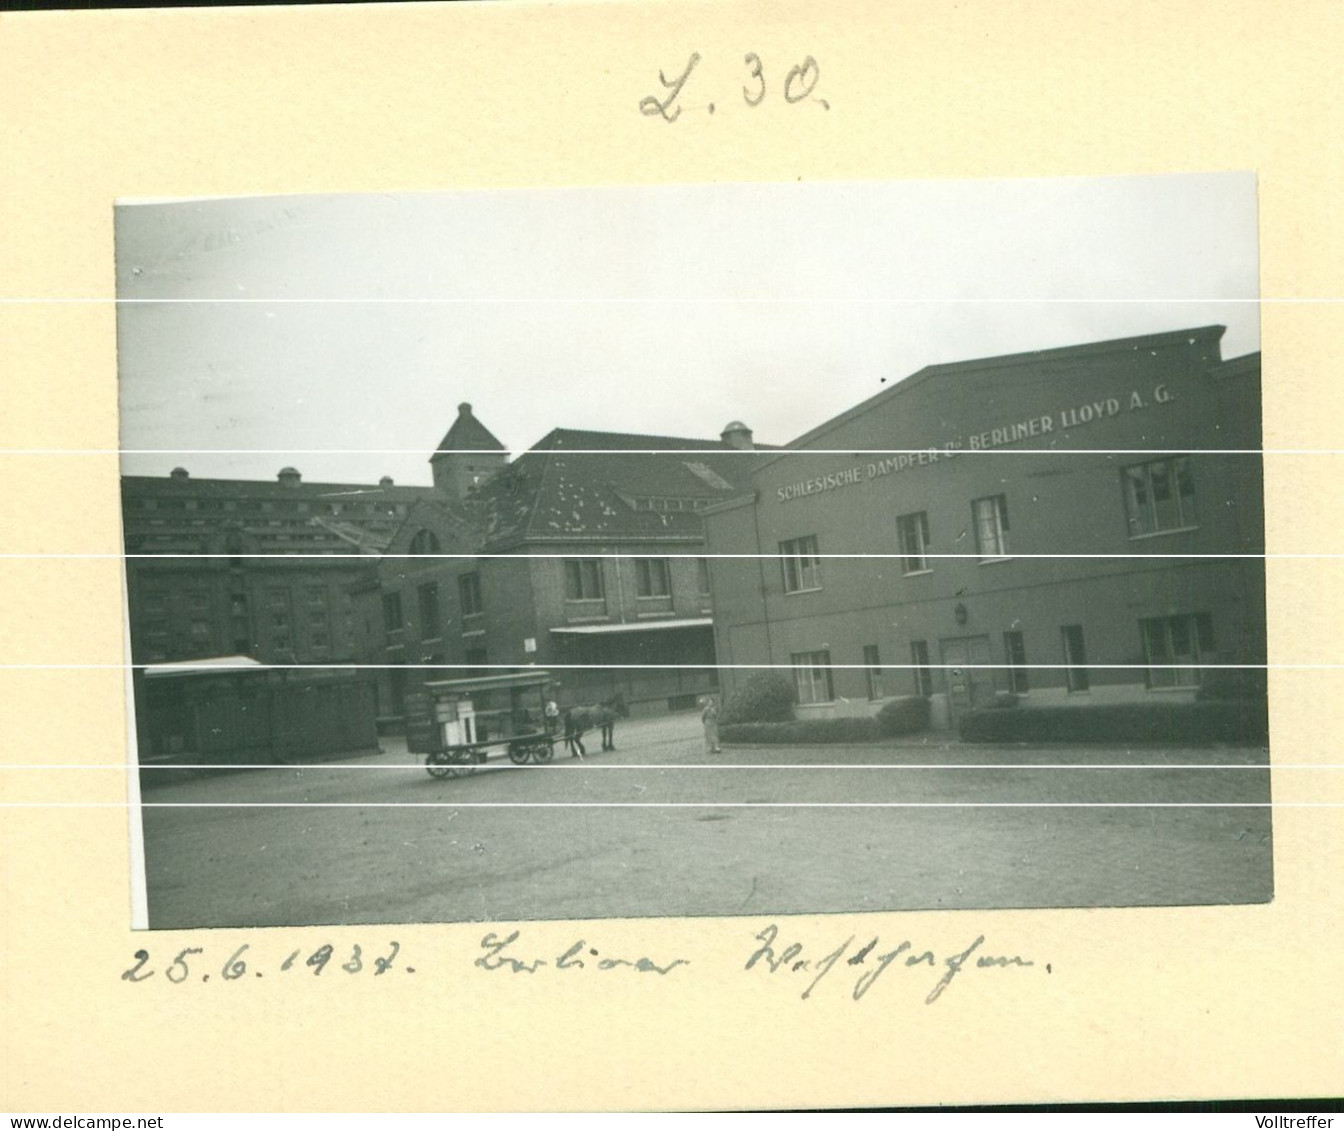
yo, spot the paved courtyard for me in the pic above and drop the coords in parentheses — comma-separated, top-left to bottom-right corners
(138, 712, 1274, 929)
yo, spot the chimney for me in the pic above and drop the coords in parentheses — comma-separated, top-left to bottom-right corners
(277, 467, 301, 487)
(458, 402, 473, 417)
(720, 421, 754, 450)
(169, 467, 189, 481)
(379, 476, 394, 488)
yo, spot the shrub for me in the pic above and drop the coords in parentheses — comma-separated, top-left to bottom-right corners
(958, 701, 1268, 745)
(721, 718, 880, 745)
(875, 695, 931, 737)
(720, 672, 796, 725)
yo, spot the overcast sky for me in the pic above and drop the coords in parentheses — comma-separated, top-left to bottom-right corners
(115, 174, 1260, 486)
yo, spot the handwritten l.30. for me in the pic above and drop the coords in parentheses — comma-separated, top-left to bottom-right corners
(640, 53, 829, 122)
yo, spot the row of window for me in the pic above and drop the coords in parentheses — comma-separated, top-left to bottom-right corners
(383, 574, 483, 638)
(137, 498, 409, 518)
(779, 457, 1199, 592)
(789, 612, 1215, 704)
(564, 558, 713, 602)
(381, 558, 714, 640)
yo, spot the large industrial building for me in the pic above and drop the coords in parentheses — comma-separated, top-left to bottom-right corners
(701, 326, 1265, 723)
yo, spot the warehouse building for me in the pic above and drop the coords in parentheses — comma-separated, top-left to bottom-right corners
(701, 326, 1265, 723)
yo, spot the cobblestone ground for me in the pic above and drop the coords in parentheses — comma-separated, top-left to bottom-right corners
(139, 711, 1274, 929)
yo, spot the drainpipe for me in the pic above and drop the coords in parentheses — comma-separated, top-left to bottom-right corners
(613, 551, 627, 624)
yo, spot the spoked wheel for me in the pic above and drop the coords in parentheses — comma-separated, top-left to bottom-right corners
(508, 743, 532, 766)
(532, 741, 555, 764)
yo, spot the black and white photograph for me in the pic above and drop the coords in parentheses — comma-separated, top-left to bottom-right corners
(117, 173, 1269, 931)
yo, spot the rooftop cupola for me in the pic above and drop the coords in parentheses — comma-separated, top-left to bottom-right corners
(278, 467, 301, 487)
(720, 421, 754, 450)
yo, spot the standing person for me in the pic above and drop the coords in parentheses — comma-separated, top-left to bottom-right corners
(701, 694, 722, 755)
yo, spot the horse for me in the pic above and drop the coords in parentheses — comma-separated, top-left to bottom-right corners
(563, 694, 628, 755)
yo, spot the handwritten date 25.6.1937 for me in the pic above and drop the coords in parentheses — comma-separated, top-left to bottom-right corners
(640, 53, 828, 122)
(120, 941, 407, 984)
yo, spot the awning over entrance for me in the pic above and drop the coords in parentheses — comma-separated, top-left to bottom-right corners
(550, 617, 712, 636)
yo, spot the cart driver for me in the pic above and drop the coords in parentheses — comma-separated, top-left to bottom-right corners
(544, 694, 560, 736)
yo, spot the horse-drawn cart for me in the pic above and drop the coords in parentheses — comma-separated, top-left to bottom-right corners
(405, 670, 558, 780)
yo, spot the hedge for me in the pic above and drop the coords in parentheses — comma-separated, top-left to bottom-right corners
(876, 696, 931, 737)
(721, 718, 880, 745)
(720, 672, 795, 725)
(958, 700, 1269, 745)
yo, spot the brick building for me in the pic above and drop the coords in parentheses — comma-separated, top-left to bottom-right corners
(362, 410, 767, 724)
(701, 326, 1265, 723)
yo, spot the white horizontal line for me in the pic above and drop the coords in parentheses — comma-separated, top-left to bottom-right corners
(0, 448, 1296, 456)
(50, 552, 1292, 560)
(0, 762, 1285, 771)
(0, 792, 1280, 805)
(0, 297, 1277, 305)
(0, 662, 1295, 670)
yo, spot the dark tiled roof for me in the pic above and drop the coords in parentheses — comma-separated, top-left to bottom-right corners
(471, 428, 767, 549)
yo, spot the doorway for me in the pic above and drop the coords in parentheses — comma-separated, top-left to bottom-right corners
(938, 634, 996, 716)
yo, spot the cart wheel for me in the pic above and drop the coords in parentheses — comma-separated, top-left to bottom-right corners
(508, 743, 531, 766)
(532, 742, 555, 764)
(425, 751, 454, 780)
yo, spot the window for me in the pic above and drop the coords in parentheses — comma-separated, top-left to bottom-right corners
(696, 557, 712, 598)
(1003, 630, 1029, 694)
(972, 495, 1010, 559)
(635, 558, 671, 598)
(458, 573, 483, 617)
(1122, 457, 1197, 536)
(564, 559, 605, 601)
(1061, 625, 1090, 692)
(910, 640, 933, 697)
(382, 592, 403, 633)
(418, 583, 441, 638)
(409, 529, 442, 555)
(896, 512, 931, 573)
(1142, 613, 1214, 689)
(780, 536, 821, 593)
(863, 645, 885, 700)
(791, 650, 834, 704)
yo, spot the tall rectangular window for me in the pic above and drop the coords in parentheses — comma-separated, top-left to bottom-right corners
(1122, 457, 1197, 536)
(418, 582, 441, 638)
(972, 495, 1010, 559)
(896, 511, 931, 573)
(910, 640, 933, 697)
(863, 644, 885, 700)
(1003, 630, 1029, 694)
(696, 557, 712, 598)
(381, 591, 403, 634)
(635, 558, 672, 598)
(1142, 613, 1215, 689)
(1061, 625, 1090, 692)
(780, 536, 821, 593)
(563, 559, 605, 600)
(791, 650, 834, 704)
(458, 572, 483, 617)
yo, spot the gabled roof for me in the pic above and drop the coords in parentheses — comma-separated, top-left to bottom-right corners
(764, 324, 1231, 466)
(469, 428, 768, 549)
(432, 402, 507, 456)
